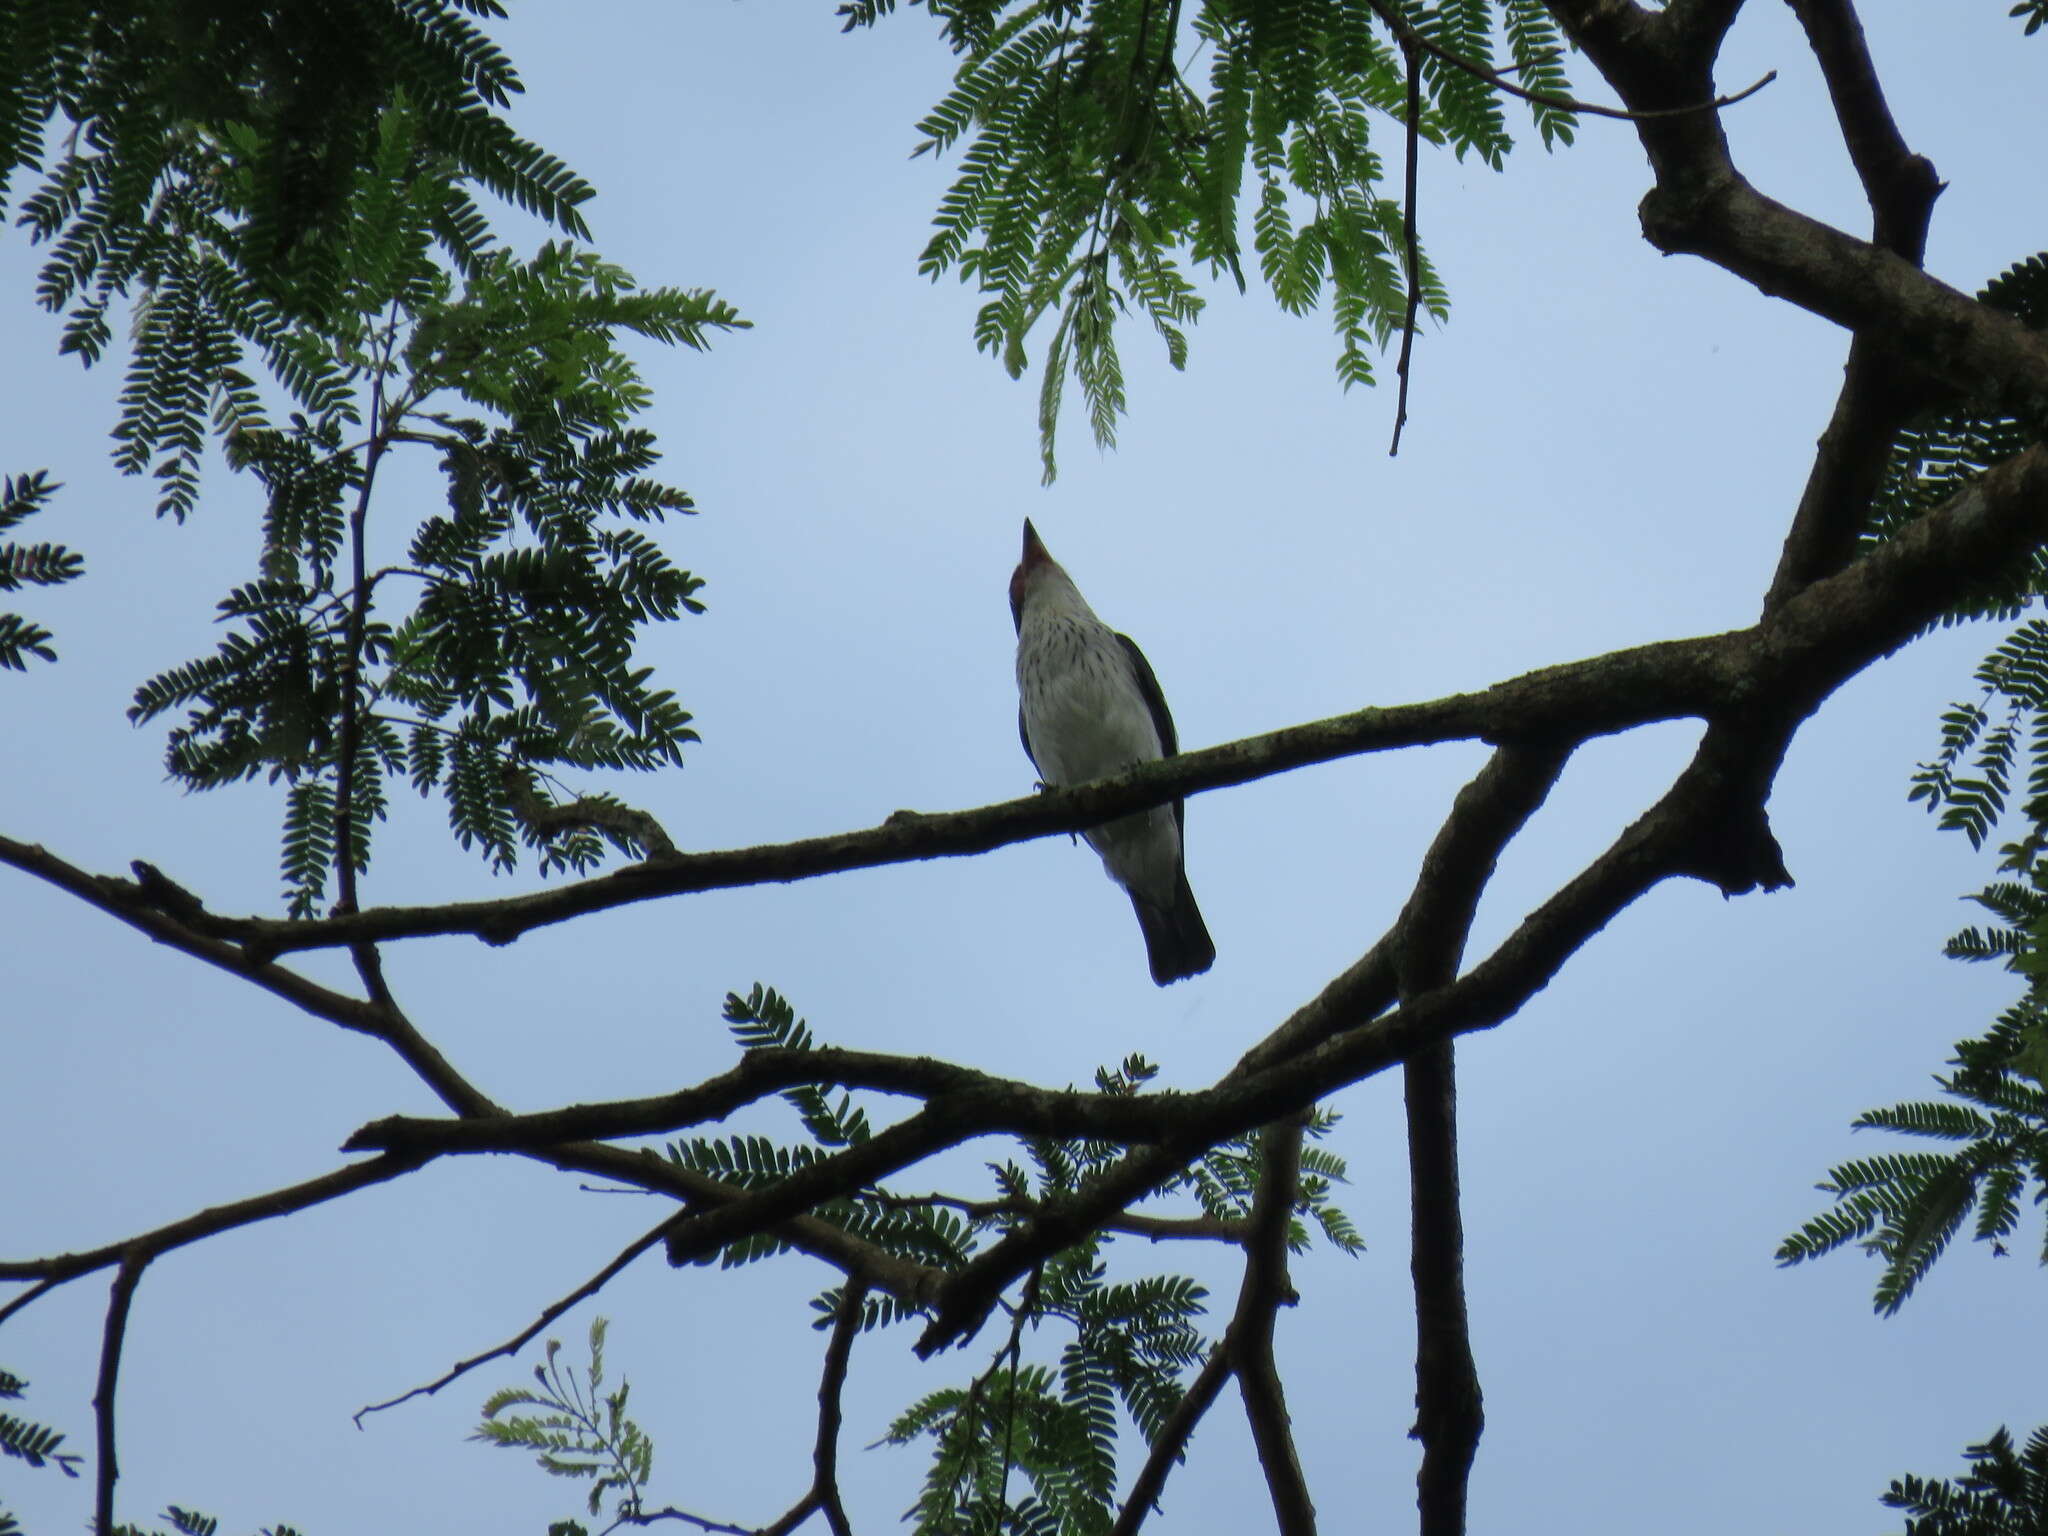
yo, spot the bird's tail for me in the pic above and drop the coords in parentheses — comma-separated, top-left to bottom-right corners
(1131, 869, 1216, 986)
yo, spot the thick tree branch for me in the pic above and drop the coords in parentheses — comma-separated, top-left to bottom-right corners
(1392, 742, 1569, 1536)
(1750, 0, 1941, 616)
(1405, 1042, 1479, 1536)
(0, 841, 390, 1031)
(92, 1253, 146, 1536)
(1546, 0, 2048, 419)
(49, 628, 1742, 956)
(1783, 0, 1941, 260)
(1230, 1120, 1315, 1536)
(1761, 334, 1926, 613)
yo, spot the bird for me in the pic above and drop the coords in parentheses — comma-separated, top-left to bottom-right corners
(1010, 518, 1215, 985)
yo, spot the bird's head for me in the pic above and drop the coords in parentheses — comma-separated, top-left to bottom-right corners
(1008, 518, 1059, 631)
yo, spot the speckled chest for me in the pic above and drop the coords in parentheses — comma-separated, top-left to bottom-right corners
(1016, 611, 1161, 786)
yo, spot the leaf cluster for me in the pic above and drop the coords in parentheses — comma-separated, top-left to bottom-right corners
(2, 0, 593, 518)
(1881, 1423, 2048, 1536)
(0, 471, 83, 670)
(472, 1318, 653, 1524)
(122, 118, 741, 913)
(885, 1255, 1209, 1535)
(1778, 998, 2048, 1313)
(0, 1364, 83, 1536)
(851, 0, 1572, 476)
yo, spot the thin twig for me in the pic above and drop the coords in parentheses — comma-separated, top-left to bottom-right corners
(0, 1277, 60, 1330)
(355, 1218, 674, 1426)
(1369, 0, 1776, 123)
(1390, 36, 1423, 457)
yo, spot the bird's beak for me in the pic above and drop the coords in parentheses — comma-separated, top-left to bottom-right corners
(1020, 518, 1051, 569)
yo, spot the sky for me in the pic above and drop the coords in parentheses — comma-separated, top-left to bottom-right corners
(4, 3, 2046, 1533)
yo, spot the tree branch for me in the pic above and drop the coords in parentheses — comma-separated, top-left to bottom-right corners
(1392, 743, 1569, 1536)
(1111, 1344, 1235, 1536)
(1390, 34, 1423, 457)
(0, 1153, 425, 1293)
(772, 1278, 868, 1536)
(92, 1253, 146, 1536)
(1230, 1120, 1315, 1536)
(354, 1218, 674, 1426)
(62, 624, 1745, 955)
(1546, 0, 2048, 419)
(1783, 0, 1942, 260)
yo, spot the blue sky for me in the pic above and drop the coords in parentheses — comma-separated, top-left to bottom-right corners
(5, 4, 2046, 1532)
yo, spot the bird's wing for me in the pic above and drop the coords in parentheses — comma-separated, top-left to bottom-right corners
(1115, 633, 1178, 756)
(1018, 705, 1039, 772)
(1115, 632, 1185, 837)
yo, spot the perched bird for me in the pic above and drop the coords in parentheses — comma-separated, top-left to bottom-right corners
(1010, 519, 1215, 985)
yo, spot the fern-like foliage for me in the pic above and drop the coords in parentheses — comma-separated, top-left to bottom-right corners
(2, 0, 595, 519)
(0, 470, 83, 669)
(0, 1368, 82, 1481)
(1881, 1423, 2048, 1536)
(123, 108, 743, 914)
(1778, 999, 2048, 1314)
(0, 1367, 80, 1536)
(851, 0, 1573, 476)
(472, 1318, 653, 1525)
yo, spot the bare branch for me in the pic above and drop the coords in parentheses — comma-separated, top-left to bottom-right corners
(92, 1253, 147, 1536)
(49, 626, 1746, 956)
(1547, 0, 2047, 418)
(0, 839, 391, 1031)
(789, 1279, 869, 1536)
(0, 1154, 425, 1293)
(1783, 0, 1942, 259)
(1392, 742, 1569, 1534)
(1110, 1345, 1234, 1536)
(1405, 1044, 1480, 1536)
(1230, 1121, 1315, 1536)
(355, 1218, 674, 1425)
(1390, 35, 1423, 457)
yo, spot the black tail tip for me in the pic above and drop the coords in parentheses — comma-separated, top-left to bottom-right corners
(1134, 884, 1216, 986)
